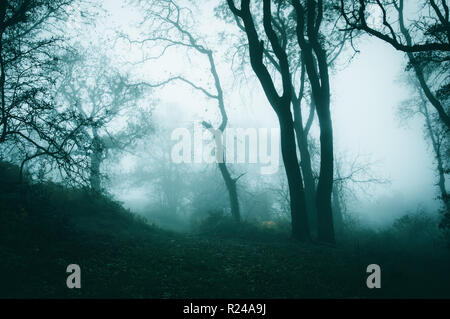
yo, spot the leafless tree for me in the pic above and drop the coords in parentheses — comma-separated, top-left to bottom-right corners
(218, 0, 350, 235)
(398, 75, 449, 216)
(0, 0, 104, 186)
(129, 0, 244, 221)
(340, 0, 450, 130)
(226, 0, 312, 241)
(58, 46, 152, 192)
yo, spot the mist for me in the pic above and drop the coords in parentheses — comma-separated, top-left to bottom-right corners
(1, 0, 449, 299)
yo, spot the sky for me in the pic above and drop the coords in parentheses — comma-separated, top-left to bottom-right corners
(93, 0, 443, 227)
(331, 38, 440, 225)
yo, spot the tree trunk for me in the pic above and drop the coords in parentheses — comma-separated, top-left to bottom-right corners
(203, 122, 242, 222)
(218, 162, 241, 222)
(226, 0, 311, 240)
(293, 99, 317, 234)
(0, 32, 6, 144)
(422, 99, 450, 214)
(292, 0, 335, 244)
(279, 109, 311, 241)
(315, 96, 335, 244)
(410, 57, 450, 130)
(90, 134, 102, 192)
(332, 185, 344, 234)
(436, 150, 449, 214)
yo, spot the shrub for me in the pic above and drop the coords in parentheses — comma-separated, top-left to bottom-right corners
(194, 210, 290, 242)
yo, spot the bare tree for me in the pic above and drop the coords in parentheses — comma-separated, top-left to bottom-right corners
(0, 0, 106, 186)
(332, 152, 390, 233)
(131, 0, 244, 221)
(398, 76, 449, 216)
(0, 0, 75, 144)
(340, 0, 450, 130)
(292, 0, 337, 243)
(217, 0, 351, 236)
(58, 47, 151, 192)
(226, 0, 311, 241)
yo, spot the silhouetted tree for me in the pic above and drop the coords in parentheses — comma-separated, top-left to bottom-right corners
(398, 75, 449, 221)
(226, 0, 311, 241)
(0, 0, 101, 185)
(0, 0, 73, 143)
(133, 0, 244, 222)
(217, 0, 351, 236)
(291, 0, 338, 243)
(340, 0, 450, 130)
(58, 47, 151, 192)
(332, 152, 389, 233)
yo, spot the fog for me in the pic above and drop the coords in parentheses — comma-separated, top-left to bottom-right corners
(1, 0, 449, 299)
(94, 0, 444, 229)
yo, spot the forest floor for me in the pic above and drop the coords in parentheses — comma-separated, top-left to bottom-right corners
(1, 167, 450, 298)
(0, 199, 361, 298)
(2, 204, 450, 298)
(1, 226, 365, 298)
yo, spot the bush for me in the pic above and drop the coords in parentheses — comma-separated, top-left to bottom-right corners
(339, 209, 448, 259)
(194, 210, 290, 242)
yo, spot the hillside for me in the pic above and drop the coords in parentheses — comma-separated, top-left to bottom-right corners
(1, 162, 449, 298)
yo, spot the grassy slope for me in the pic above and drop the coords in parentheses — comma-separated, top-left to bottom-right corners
(0, 209, 363, 298)
(0, 164, 449, 298)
